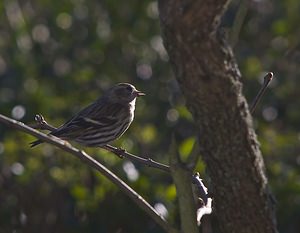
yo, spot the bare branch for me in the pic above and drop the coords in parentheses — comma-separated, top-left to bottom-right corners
(250, 72, 274, 114)
(103, 144, 170, 172)
(0, 113, 178, 233)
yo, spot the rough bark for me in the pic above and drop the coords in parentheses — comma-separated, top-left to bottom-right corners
(158, 1, 278, 233)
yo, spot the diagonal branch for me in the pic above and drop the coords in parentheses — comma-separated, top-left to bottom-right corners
(0, 113, 178, 233)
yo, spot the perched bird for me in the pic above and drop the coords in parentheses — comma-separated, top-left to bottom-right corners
(30, 83, 145, 147)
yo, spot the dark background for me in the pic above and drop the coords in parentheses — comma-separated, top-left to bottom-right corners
(0, 0, 299, 232)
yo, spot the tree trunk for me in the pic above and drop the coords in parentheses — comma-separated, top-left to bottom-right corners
(158, 1, 278, 232)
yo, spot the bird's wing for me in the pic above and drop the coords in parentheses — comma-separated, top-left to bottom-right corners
(51, 101, 123, 139)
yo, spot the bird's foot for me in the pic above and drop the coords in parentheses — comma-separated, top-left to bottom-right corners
(115, 147, 126, 158)
(101, 145, 126, 158)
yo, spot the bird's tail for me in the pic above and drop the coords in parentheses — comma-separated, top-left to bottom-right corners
(30, 139, 43, 147)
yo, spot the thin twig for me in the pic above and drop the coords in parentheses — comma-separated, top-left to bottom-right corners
(103, 144, 170, 172)
(250, 72, 274, 114)
(32, 114, 171, 173)
(0, 113, 178, 233)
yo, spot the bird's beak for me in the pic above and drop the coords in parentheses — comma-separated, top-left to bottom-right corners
(135, 90, 145, 97)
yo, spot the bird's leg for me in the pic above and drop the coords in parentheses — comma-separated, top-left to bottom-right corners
(115, 147, 126, 158)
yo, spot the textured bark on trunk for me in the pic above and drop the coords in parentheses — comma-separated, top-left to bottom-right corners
(158, 1, 278, 232)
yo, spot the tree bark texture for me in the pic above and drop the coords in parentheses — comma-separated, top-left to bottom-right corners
(158, 1, 278, 233)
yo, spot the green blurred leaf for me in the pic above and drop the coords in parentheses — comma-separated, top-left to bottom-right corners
(140, 124, 157, 144)
(71, 184, 88, 200)
(179, 137, 195, 159)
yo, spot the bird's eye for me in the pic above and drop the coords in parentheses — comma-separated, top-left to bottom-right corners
(126, 86, 133, 93)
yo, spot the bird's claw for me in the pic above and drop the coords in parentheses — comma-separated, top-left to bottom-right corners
(115, 147, 126, 158)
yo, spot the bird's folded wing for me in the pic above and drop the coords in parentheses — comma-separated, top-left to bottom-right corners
(52, 116, 118, 138)
(81, 117, 117, 126)
(73, 116, 118, 127)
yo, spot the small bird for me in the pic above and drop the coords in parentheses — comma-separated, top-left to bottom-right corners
(30, 83, 145, 147)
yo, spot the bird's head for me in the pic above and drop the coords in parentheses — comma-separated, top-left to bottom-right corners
(107, 83, 145, 104)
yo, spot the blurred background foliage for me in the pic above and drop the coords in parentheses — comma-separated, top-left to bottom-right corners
(0, 0, 299, 232)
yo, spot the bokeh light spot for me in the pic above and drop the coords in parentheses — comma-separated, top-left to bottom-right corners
(32, 24, 50, 43)
(123, 161, 139, 182)
(150, 36, 169, 61)
(166, 108, 179, 122)
(97, 20, 111, 41)
(11, 105, 26, 120)
(136, 63, 152, 80)
(147, 1, 159, 19)
(11, 162, 24, 175)
(53, 58, 71, 76)
(262, 106, 278, 122)
(20, 212, 27, 225)
(154, 203, 168, 218)
(17, 34, 32, 52)
(56, 12, 72, 29)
